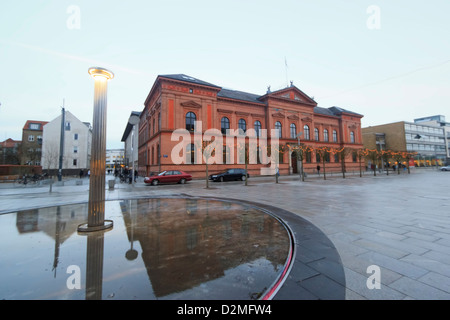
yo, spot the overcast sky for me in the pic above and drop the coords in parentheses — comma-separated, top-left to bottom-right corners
(1, 0, 449, 149)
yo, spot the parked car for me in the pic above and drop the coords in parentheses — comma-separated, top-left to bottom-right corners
(209, 168, 249, 182)
(440, 165, 450, 171)
(144, 170, 192, 186)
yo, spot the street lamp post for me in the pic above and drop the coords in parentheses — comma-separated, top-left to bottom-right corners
(78, 67, 114, 232)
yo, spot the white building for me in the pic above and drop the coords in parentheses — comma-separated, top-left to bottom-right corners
(106, 149, 125, 169)
(414, 115, 450, 163)
(41, 110, 92, 172)
(121, 111, 141, 172)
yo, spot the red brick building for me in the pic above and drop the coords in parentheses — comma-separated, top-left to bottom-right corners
(138, 74, 363, 178)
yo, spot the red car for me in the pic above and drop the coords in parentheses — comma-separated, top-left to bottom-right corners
(144, 170, 192, 186)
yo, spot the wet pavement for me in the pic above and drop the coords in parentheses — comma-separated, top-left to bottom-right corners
(1, 167, 450, 299)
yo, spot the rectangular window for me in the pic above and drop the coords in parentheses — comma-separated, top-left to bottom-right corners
(29, 123, 40, 130)
(65, 121, 71, 131)
(74, 133, 78, 140)
(73, 159, 77, 166)
(28, 135, 35, 142)
(74, 146, 78, 153)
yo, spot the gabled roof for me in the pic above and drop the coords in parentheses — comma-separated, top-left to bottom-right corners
(159, 74, 222, 89)
(259, 85, 317, 106)
(23, 120, 48, 130)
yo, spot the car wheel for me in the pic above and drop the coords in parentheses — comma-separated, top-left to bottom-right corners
(151, 179, 159, 186)
(219, 176, 224, 182)
(241, 175, 246, 181)
(180, 178, 186, 184)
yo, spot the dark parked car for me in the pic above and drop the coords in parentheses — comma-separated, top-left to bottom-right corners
(144, 170, 192, 186)
(209, 168, 249, 182)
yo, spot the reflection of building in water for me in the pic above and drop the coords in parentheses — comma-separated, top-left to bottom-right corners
(15, 204, 88, 276)
(120, 198, 289, 298)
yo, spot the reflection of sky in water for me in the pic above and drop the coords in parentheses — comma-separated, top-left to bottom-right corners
(0, 199, 290, 300)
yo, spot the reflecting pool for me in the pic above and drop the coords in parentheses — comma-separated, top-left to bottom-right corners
(0, 197, 292, 300)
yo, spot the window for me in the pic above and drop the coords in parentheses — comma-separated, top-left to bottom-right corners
(305, 150, 312, 163)
(223, 145, 230, 164)
(187, 143, 195, 164)
(350, 131, 355, 143)
(28, 135, 34, 142)
(314, 128, 319, 141)
(254, 120, 262, 137)
(74, 133, 79, 140)
(324, 129, 329, 142)
(73, 146, 78, 153)
(73, 159, 77, 166)
(333, 130, 338, 142)
(290, 123, 297, 139)
(186, 112, 196, 131)
(278, 148, 284, 164)
(65, 121, 71, 131)
(158, 113, 161, 131)
(275, 121, 282, 138)
(157, 144, 160, 164)
(29, 123, 40, 130)
(334, 153, 339, 162)
(303, 125, 310, 140)
(238, 119, 246, 133)
(221, 117, 230, 135)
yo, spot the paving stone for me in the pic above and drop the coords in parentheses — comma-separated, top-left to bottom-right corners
(418, 272, 450, 294)
(358, 251, 429, 279)
(343, 267, 405, 300)
(389, 276, 450, 300)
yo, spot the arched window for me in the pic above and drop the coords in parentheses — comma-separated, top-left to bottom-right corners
(254, 120, 262, 137)
(238, 119, 246, 133)
(333, 130, 338, 142)
(350, 131, 355, 143)
(186, 143, 195, 164)
(314, 128, 319, 141)
(186, 112, 196, 131)
(303, 125, 310, 140)
(290, 123, 297, 139)
(275, 121, 282, 138)
(221, 117, 230, 134)
(324, 129, 329, 142)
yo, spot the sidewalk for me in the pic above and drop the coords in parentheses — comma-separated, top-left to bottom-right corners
(1, 167, 449, 299)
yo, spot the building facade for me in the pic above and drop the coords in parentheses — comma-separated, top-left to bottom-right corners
(0, 138, 21, 165)
(106, 149, 125, 169)
(41, 110, 92, 172)
(362, 120, 446, 167)
(414, 115, 450, 164)
(121, 111, 141, 172)
(20, 120, 48, 166)
(138, 74, 364, 178)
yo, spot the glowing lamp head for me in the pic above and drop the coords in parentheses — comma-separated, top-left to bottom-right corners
(88, 67, 114, 80)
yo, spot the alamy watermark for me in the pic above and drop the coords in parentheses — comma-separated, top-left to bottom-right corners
(366, 5, 381, 30)
(366, 265, 381, 289)
(66, 5, 81, 30)
(171, 121, 280, 173)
